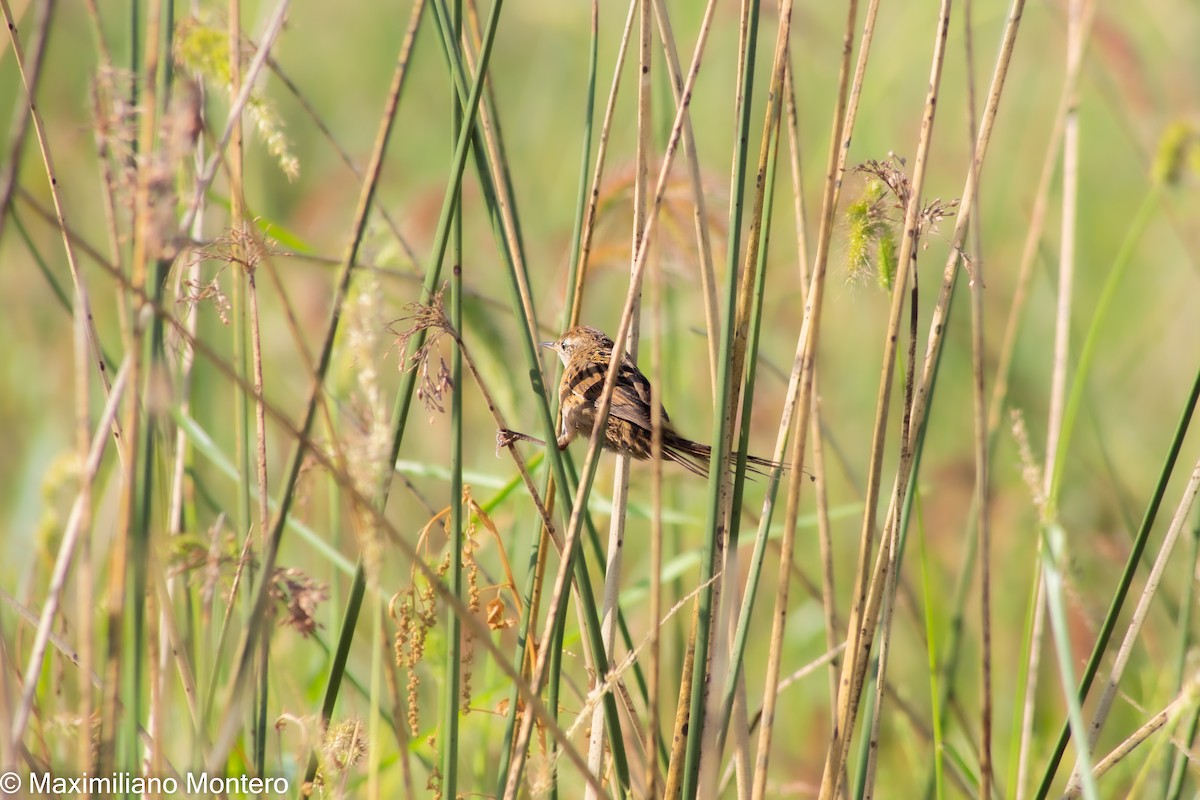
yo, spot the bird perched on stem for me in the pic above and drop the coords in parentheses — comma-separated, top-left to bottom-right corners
(499, 325, 789, 478)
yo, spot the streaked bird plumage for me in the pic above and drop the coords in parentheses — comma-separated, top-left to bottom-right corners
(540, 325, 785, 478)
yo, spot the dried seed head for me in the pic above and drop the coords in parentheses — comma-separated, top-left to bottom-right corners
(269, 567, 329, 638)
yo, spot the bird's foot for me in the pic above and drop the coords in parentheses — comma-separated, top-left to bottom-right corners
(496, 428, 545, 456)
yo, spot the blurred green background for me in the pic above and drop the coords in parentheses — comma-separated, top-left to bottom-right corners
(2, 0, 1199, 795)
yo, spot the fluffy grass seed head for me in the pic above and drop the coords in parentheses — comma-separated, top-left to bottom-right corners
(174, 16, 299, 180)
(844, 179, 894, 288)
(389, 285, 457, 421)
(1153, 121, 1200, 187)
(850, 155, 960, 290)
(269, 567, 329, 638)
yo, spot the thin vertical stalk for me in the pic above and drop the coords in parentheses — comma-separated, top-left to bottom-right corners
(0, 0, 120, 447)
(367, 601, 384, 799)
(861, 265, 921, 798)
(647, 216, 666, 800)
(503, 0, 721, 791)
(783, 49, 840, 727)
(228, 0, 248, 541)
(718, 96, 783, 793)
(73, 215, 97, 791)
(206, 0, 410, 766)
(1165, 509, 1200, 799)
(1041, 522, 1100, 800)
(226, 0, 271, 777)
(711, 2, 793, 795)
(1043, 0, 1083, 508)
(961, 0, 993, 793)
(296, 0, 424, 788)
(145, 0, 176, 778)
(715, 0, 868, 784)
(228, 0, 253, 583)
(122, 0, 161, 773)
(0, 0, 52, 248)
(428, 0, 633, 790)
(1072, 458, 1200, 769)
(9, 358, 132, 744)
(585, 0, 650, 790)
(917, 510, 947, 800)
(569, 0, 639, 328)
(681, 0, 762, 787)
(1003, 4, 1090, 783)
(818, 2, 954, 795)
(1013, 569, 1045, 800)
(1013, 2, 1097, 795)
(493, 0, 602, 788)
(649, 0, 721, 391)
(442, 0, 465, 794)
(987, 0, 1095, 448)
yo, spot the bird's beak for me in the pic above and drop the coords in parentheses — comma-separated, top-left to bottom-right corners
(539, 340, 556, 350)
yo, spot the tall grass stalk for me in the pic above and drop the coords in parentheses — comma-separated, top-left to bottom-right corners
(1040, 522, 1100, 800)
(0, 0, 117, 437)
(834, 0, 1026, 791)
(782, 52, 842, 728)
(6, 1, 1195, 796)
(1164, 507, 1200, 799)
(1034, 14, 1086, 786)
(9, 357, 131, 742)
(713, 80, 784, 788)
(1070, 459, 1200, 770)
(7, 74, 606, 799)
(502, 0, 723, 791)
(0, 0, 50, 250)
(1005, 0, 1094, 791)
(918, 503, 947, 800)
(0, 0, 118, 754)
(445, 1, 634, 790)
(681, 0, 763, 789)
(493, 0, 602, 787)
(649, 0, 721, 391)
(441, 0, 466, 795)
(961, 0, 994, 793)
(819, 3, 953, 795)
(584, 0, 651, 790)
(647, 205, 666, 800)
(1045, 168, 1174, 796)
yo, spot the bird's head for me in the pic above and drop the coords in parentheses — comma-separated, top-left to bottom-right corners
(540, 325, 614, 366)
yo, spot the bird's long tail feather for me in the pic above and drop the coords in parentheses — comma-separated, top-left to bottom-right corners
(662, 434, 788, 479)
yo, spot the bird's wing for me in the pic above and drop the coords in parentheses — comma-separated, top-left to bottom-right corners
(607, 363, 655, 429)
(570, 356, 667, 431)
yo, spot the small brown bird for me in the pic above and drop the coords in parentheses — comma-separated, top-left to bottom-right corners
(501, 325, 786, 478)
